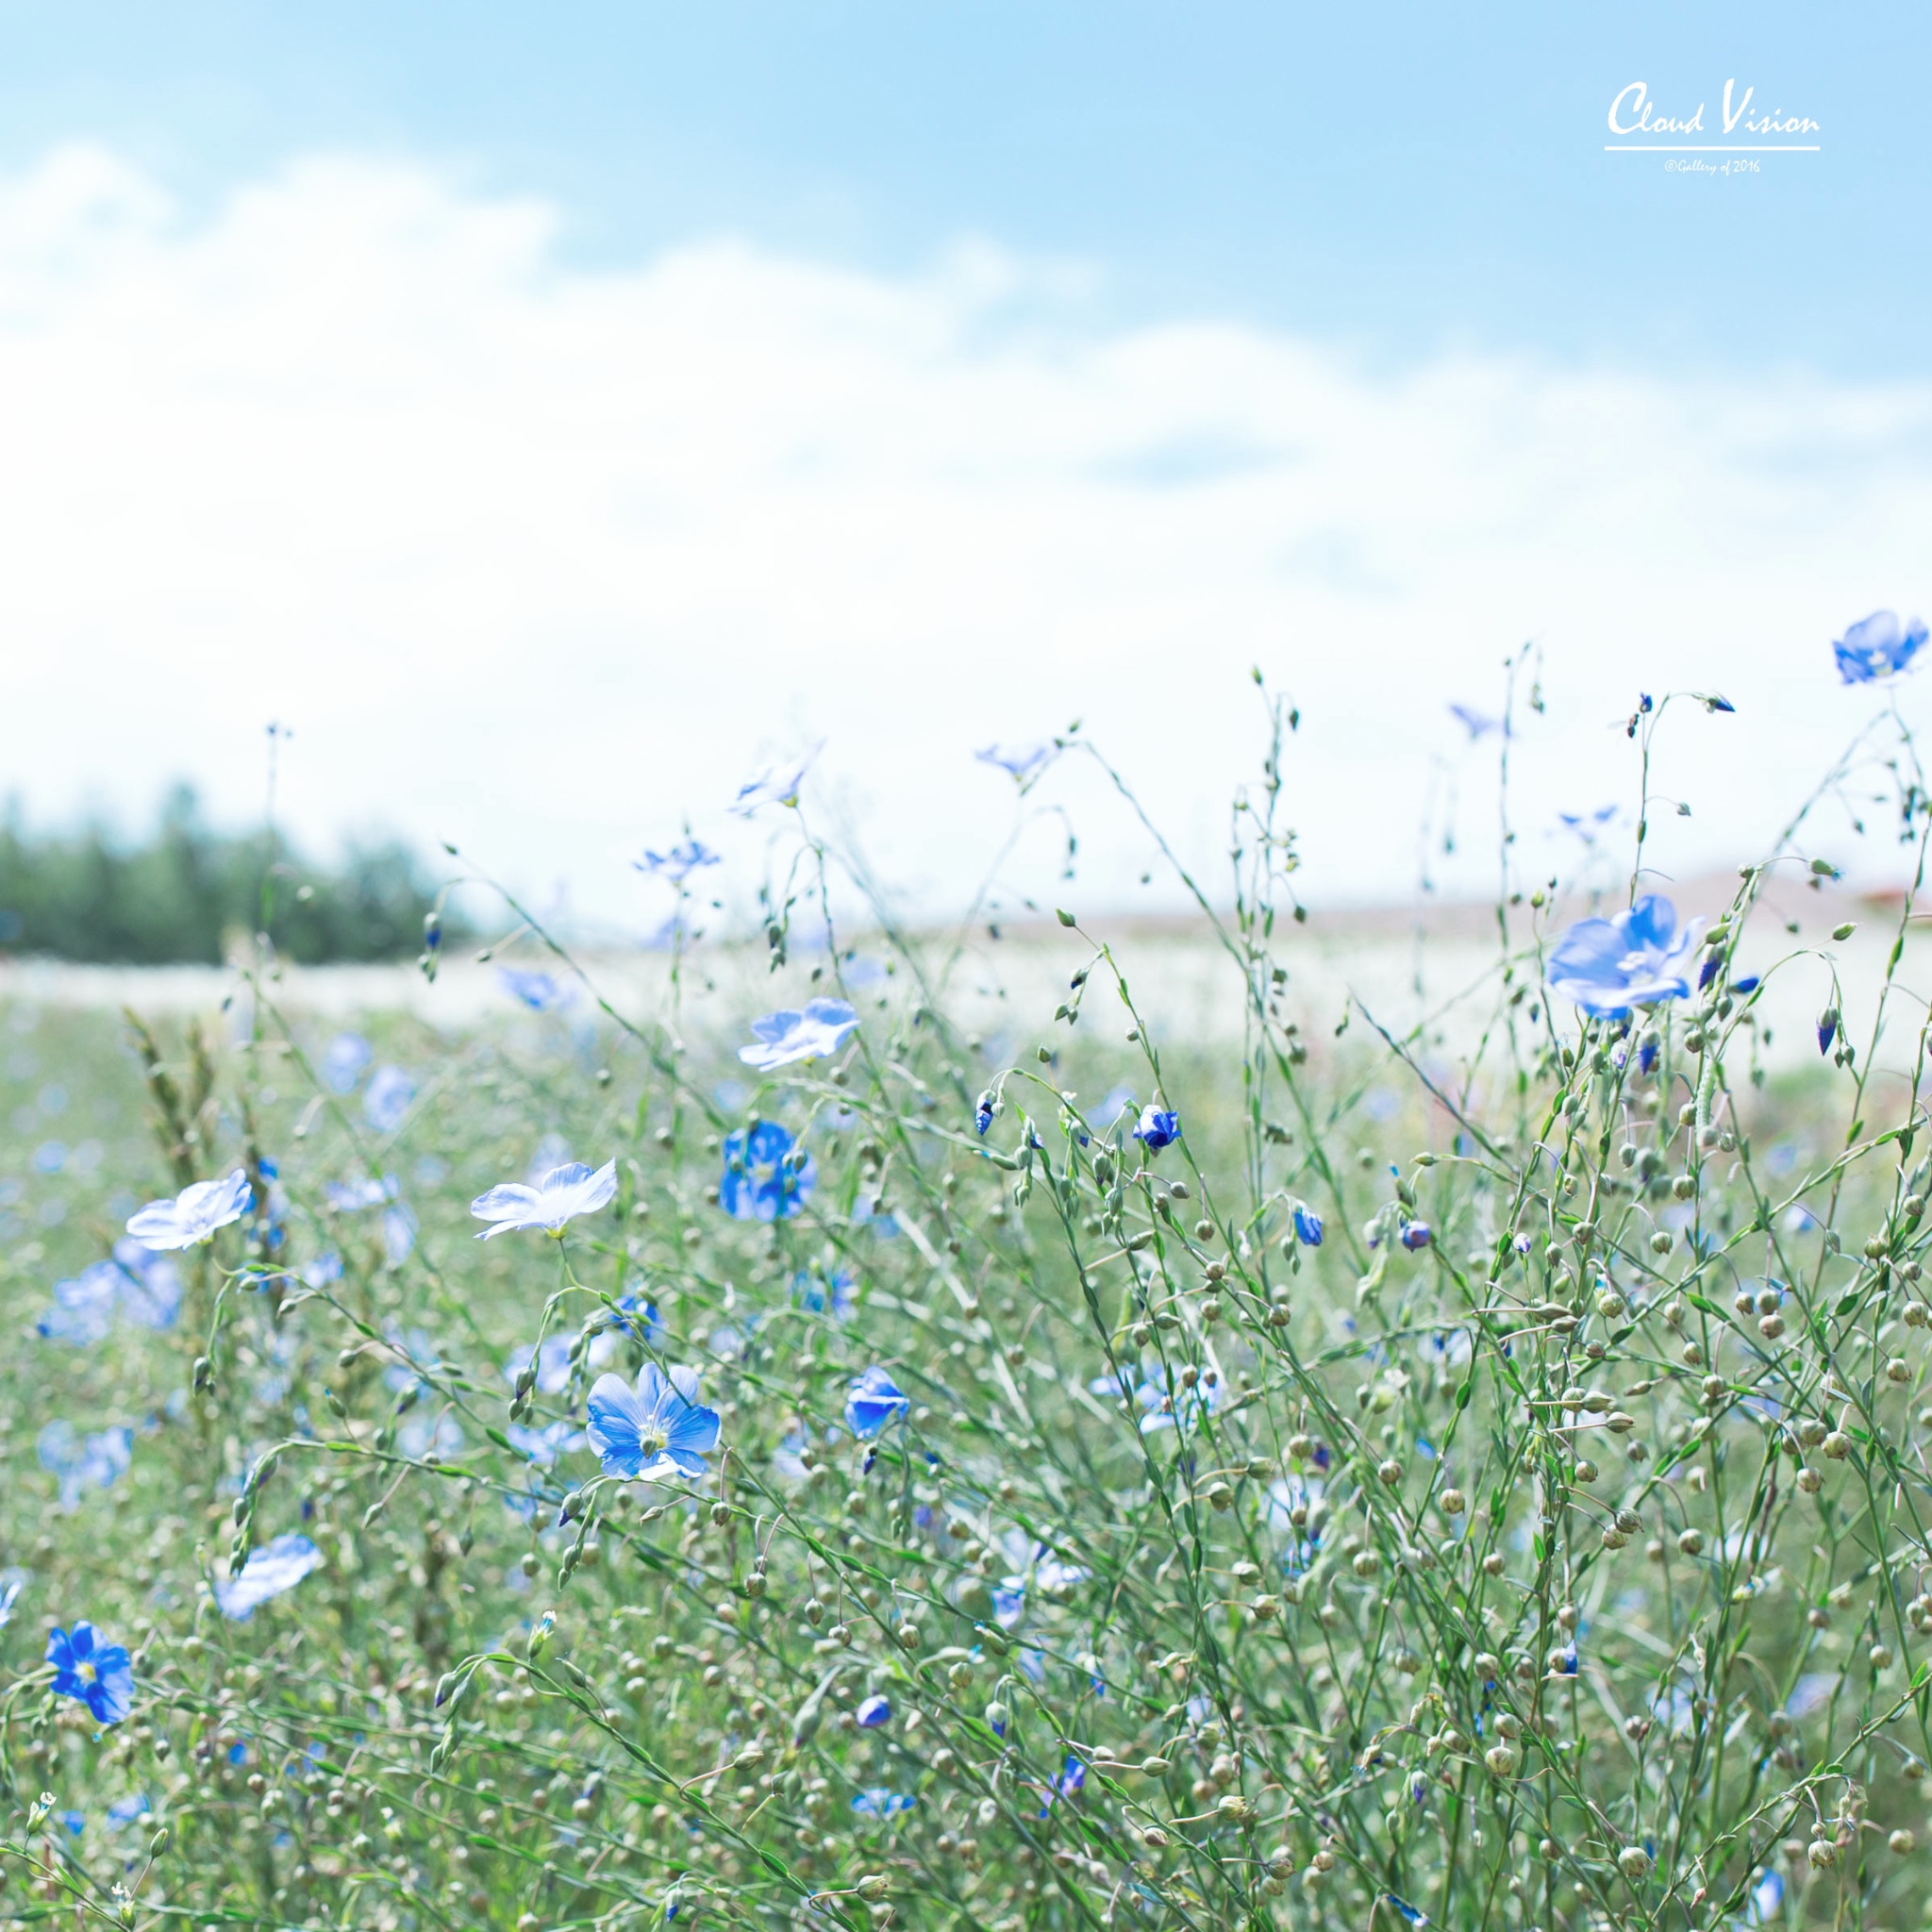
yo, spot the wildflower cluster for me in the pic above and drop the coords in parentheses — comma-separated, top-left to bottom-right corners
(0, 654, 1928, 1932)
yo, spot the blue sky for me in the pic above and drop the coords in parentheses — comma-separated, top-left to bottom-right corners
(0, 1, 1916, 375)
(0, 5, 1925, 924)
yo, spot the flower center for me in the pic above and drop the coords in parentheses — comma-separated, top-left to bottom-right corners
(76, 1661, 97, 1685)
(638, 1423, 669, 1458)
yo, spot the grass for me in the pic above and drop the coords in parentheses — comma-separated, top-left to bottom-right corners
(0, 686, 1927, 1932)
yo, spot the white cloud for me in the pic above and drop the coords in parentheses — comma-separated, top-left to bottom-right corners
(2, 142, 1928, 928)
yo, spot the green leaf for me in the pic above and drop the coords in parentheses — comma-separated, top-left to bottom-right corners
(485, 1427, 515, 1454)
(1456, 1380, 1474, 1411)
(1686, 1292, 1722, 1318)
(1835, 1291, 1860, 1318)
(1532, 1534, 1547, 1565)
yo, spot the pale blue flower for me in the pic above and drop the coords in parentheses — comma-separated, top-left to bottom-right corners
(793, 1267, 857, 1321)
(106, 1795, 150, 1827)
(637, 839, 721, 883)
(586, 1364, 720, 1480)
(1448, 705, 1506, 741)
(472, 1159, 618, 1239)
(719, 1122, 815, 1223)
(363, 1066, 415, 1132)
(1557, 805, 1618, 847)
(1546, 895, 1702, 1020)
(0, 1579, 21, 1629)
(851, 1789, 915, 1817)
(1746, 1870, 1783, 1924)
(325, 1174, 399, 1211)
(506, 1336, 575, 1395)
(499, 968, 573, 1011)
(974, 743, 1051, 784)
(323, 1032, 372, 1093)
(381, 1203, 417, 1267)
(37, 1263, 122, 1345)
(47, 1622, 132, 1725)
(109, 1240, 180, 1329)
(845, 1366, 909, 1439)
(731, 744, 821, 815)
(214, 1535, 323, 1622)
(125, 1171, 251, 1251)
(1834, 609, 1927, 683)
(739, 999, 859, 1071)
(39, 1423, 132, 1509)
(855, 1694, 891, 1728)
(507, 1420, 584, 1467)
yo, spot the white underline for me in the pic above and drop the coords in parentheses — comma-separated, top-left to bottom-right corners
(1604, 144, 1821, 152)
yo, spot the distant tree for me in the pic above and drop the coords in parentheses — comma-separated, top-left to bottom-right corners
(0, 786, 463, 964)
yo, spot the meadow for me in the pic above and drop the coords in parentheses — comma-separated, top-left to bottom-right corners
(1, 683, 1931, 1932)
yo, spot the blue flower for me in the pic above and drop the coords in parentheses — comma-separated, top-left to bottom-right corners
(47, 1622, 133, 1726)
(974, 743, 1051, 784)
(1558, 805, 1618, 847)
(974, 1094, 993, 1137)
(1834, 609, 1927, 683)
(363, 1065, 416, 1132)
(855, 1695, 891, 1728)
(38, 1423, 132, 1510)
(738, 999, 859, 1072)
(1637, 1038, 1659, 1074)
(1746, 1870, 1784, 1924)
(110, 1240, 180, 1329)
(507, 1420, 585, 1467)
(1400, 1222, 1433, 1252)
(1733, 974, 1759, 994)
(1448, 705, 1505, 741)
(585, 1364, 720, 1480)
(845, 1366, 910, 1439)
(1698, 953, 1720, 991)
(37, 1261, 122, 1345)
(793, 1267, 857, 1322)
(1551, 1643, 1578, 1676)
(106, 1795, 150, 1827)
(215, 1534, 323, 1622)
(1133, 1106, 1180, 1152)
(1293, 1204, 1324, 1247)
(1386, 1897, 1428, 1927)
(731, 745, 821, 815)
(125, 1170, 251, 1251)
(719, 1122, 816, 1223)
(851, 1789, 915, 1818)
(472, 1159, 619, 1239)
(500, 967, 573, 1011)
(1819, 1009, 1839, 1056)
(604, 1292, 666, 1347)
(325, 1174, 398, 1211)
(636, 839, 721, 883)
(323, 1031, 372, 1093)
(1547, 895, 1702, 1019)
(506, 1335, 575, 1395)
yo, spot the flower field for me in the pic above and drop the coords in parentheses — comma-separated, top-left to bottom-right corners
(0, 679, 1930, 1932)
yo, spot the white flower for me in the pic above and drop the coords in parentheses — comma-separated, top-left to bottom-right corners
(214, 1534, 323, 1622)
(738, 999, 860, 1071)
(730, 742, 822, 815)
(470, 1159, 618, 1239)
(125, 1171, 252, 1251)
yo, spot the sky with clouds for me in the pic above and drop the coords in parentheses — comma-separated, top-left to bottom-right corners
(2, 3, 1927, 931)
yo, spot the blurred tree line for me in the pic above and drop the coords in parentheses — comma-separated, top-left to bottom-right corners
(0, 785, 461, 964)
